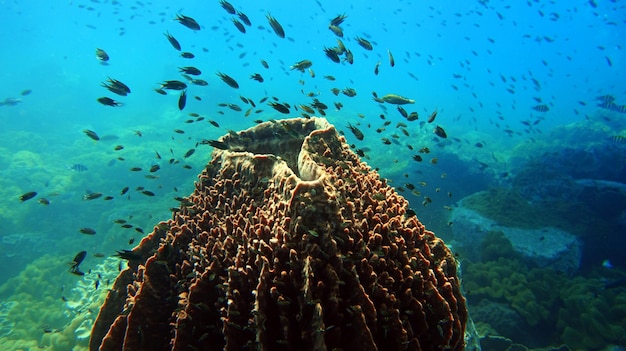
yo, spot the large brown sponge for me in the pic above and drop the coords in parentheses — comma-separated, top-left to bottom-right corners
(90, 117, 467, 351)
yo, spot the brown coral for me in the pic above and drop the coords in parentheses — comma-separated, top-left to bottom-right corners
(90, 117, 467, 351)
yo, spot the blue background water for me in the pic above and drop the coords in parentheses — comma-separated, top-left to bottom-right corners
(0, 0, 625, 350)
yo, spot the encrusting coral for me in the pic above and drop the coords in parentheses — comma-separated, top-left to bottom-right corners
(90, 117, 467, 351)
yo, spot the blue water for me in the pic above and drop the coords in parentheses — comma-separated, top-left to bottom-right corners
(0, 0, 625, 350)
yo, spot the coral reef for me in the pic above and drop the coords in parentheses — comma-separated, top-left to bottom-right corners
(90, 117, 467, 351)
(449, 204, 581, 275)
(0, 254, 120, 351)
(463, 232, 626, 349)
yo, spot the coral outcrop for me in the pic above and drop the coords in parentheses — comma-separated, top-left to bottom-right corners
(90, 117, 467, 351)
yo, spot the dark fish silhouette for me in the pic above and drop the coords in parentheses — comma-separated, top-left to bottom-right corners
(19, 191, 37, 202)
(179, 66, 201, 75)
(220, 0, 236, 14)
(250, 73, 264, 82)
(232, 19, 246, 33)
(83, 129, 100, 141)
(114, 249, 142, 261)
(268, 102, 290, 114)
(97, 97, 123, 107)
(164, 31, 181, 51)
(69, 250, 87, 275)
(237, 11, 251, 26)
(160, 80, 187, 90)
(175, 14, 201, 31)
(178, 90, 187, 110)
(266, 13, 285, 38)
(434, 126, 448, 138)
(183, 148, 196, 158)
(101, 77, 130, 96)
(216, 72, 239, 89)
(347, 123, 364, 140)
(532, 104, 549, 112)
(79, 227, 96, 235)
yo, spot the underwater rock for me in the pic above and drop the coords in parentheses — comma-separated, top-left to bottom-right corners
(90, 117, 467, 351)
(450, 200, 581, 275)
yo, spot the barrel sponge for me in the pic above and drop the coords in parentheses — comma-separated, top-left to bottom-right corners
(90, 117, 467, 351)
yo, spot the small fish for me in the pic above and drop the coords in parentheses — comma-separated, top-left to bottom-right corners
(114, 249, 142, 261)
(290, 60, 313, 72)
(97, 97, 122, 107)
(179, 66, 201, 75)
(175, 14, 201, 31)
(164, 31, 181, 51)
(114, 145, 124, 151)
(121, 224, 133, 229)
(83, 129, 100, 141)
(183, 148, 196, 158)
(68, 164, 88, 172)
(355, 36, 373, 50)
(83, 192, 103, 200)
(149, 164, 160, 172)
(128, 238, 135, 245)
(324, 47, 340, 63)
(160, 80, 187, 90)
(220, 0, 236, 14)
(268, 102, 290, 114)
(388, 49, 395, 67)
(381, 94, 415, 105)
(266, 13, 285, 38)
(95, 48, 109, 61)
(69, 250, 87, 275)
(38, 198, 50, 205)
(19, 191, 37, 202)
(79, 227, 96, 235)
(346, 123, 364, 141)
(328, 24, 343, 37)
(181, 52, 195, 59)
(434, 126, 448, 138)
(237, 11, 251, 26)
(130, 167, 142, 172)
(141, 190, 155, 196)
(397, 106, 408, 118)
(21, 89, 32, 96)
(206, 139, 229, 150)
(427, 109, 438, 123)
(330, 13, 348, 27)
(178, 90, 187, 110)
(216, 72, 239, 89)
(101, 77, 131, 96)
(232, 18, 246, 33)
(532, 104, 549, 112)
(250, 73, 264, 82)
(120, 186, 129, 195)
(342, 88, 357, 97)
